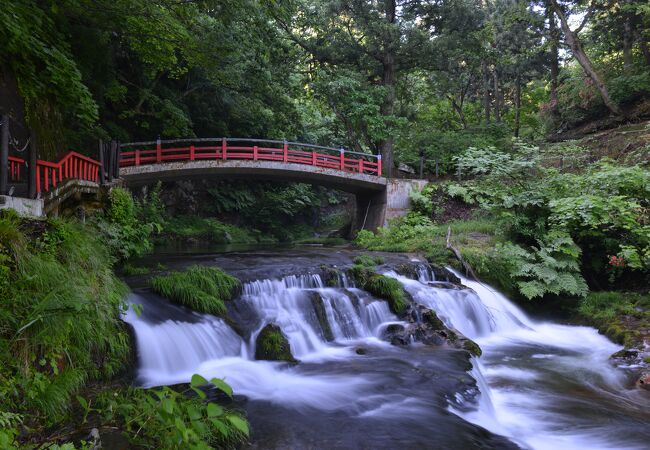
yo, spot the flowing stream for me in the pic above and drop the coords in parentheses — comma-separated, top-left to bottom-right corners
(122, 250, 650, 449)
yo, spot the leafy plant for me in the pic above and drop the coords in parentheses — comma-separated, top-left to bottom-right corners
(151, 266, 240, 316)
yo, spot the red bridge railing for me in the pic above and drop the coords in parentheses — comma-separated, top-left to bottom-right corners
(7, 151, 101, 194)
(119, 138, 382, 176)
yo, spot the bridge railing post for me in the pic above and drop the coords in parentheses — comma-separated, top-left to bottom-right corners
(340, 148, 345, 171)
(28, 131, 38, 198)
(156, 137, 162, 163)
(222, 138, 227, 160)
(311, 150, 316, 166)
(114, 140, 121, 179)
(0, 114, 9, 195)
(253, 145, 258, 161)
(377, 154, 382, 177)
(190, 144, 195, 161)
(283, 141, 288, 163)
(98, 139, 106, 185)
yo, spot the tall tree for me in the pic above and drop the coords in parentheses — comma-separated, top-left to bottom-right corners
(550, 0, 623, 116)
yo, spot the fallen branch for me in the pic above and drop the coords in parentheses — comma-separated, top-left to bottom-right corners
(446, 226, 479, 281)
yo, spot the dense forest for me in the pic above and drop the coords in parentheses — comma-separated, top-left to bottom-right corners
(1, 1, 649, 449)
(2, 0, 649, 168)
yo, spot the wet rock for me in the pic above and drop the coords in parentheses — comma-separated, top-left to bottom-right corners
(255, 324, 297, 363)
(611, 349, 639, 360)
(394, 263, 419, 279)
(355, 347, 367, 355)
(428, 265, 462, 285)
(383, 324, 410, 346)
(308, 292, 334, 341)
(636, 371, 650, 391)
(461, 338, 482, 357)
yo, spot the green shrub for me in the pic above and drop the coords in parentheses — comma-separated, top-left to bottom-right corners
(96, 374, 249, 449)
(163, 216, 259, 245)
(151, 265, 240, 316)
(0, 217, 130, 430)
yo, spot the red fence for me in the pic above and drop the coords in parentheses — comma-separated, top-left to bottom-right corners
(119, 138, 382, 176)
(8, 152, 101, 194)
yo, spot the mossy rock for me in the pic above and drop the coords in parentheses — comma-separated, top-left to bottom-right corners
(347, 266, 409, 316)
(422, 309, 445, 330)
(309, 291, 334, 341)
(462, 339, 482, 357)
(394, 263, 419, 280)
(353, 254, 384, 267)
(254, 324, 297, 363)
(320, 265, 342, 287)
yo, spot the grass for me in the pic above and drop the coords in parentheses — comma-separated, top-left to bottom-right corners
(151, 265, 240, 316)
(0, 214, 130, 428)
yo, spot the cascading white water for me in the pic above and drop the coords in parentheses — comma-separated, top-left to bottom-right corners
(123, 274, 398, 409)
(388, 268, 649, 450)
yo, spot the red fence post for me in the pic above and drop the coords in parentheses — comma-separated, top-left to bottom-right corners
(377, 154, 382, 176)
(36, 166, 40, 195)
(135, 149, 140, 166)
(222, 138, 227, 160)
(44, 167, 49, 192)
(156, 138, 162, 163)
(340, 148, 345, 170)
(283, 141, 288, 163)
(190, 145, 195, 161)
(253, 145, 258, 161)
(311, 150, 316, 166)
(358, 159, 363, 173)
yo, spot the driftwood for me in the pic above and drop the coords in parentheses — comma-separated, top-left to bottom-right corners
(446, 226, 479, 281)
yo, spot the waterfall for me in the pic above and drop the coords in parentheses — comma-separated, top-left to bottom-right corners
(388, 267, 648, 450)
(123, 273, 398, 407)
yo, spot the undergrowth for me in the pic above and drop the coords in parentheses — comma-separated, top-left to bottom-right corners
(151, 265, 240, 316)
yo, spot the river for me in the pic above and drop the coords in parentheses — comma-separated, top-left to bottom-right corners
(122, 247, 650, 449)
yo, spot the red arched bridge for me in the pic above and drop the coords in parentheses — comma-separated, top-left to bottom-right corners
(1, 135, 421, 229)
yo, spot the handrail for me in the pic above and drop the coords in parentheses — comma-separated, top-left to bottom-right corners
(120, 137, 379, 159)
(6, 151, 102, 195)
(119, 137, 382, 176)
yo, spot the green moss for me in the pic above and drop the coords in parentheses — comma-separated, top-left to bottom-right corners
(151, 265, 240, 316)
(462, 339, 482, 357)
(254, 324, 296, 362)
(349, 266, 408, 315)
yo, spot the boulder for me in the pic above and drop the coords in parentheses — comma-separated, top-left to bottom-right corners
(309, 292, 334, 341)
(254, 324, 297, 363)
(636, 371, 650, 391)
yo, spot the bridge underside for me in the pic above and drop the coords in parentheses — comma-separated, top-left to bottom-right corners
(120, 160, 424, 232)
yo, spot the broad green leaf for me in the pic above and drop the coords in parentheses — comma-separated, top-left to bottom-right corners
(226, 414, 249, 436)
(191, 373, 209, 387)
(207, 402, 223, 418)
(210, 378, 233, 397)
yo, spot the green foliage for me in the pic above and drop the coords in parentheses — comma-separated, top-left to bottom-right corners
(163, 216, 259, 245)
(352, 254, 385, 267)
(0, 216, 129, 438)
(490, 234, 588, 299)
(447, 146, 650, 294)
(97, 376, 248, 449)
(151, 266, 240, 316)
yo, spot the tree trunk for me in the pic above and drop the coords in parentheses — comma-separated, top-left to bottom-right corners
(514, 73, 522, 138)
(547, 1, 560, 116)
(550, 0, 623, 116)
(482, 62, 491, 125)
(493, 68, 501, 122)
(379, 0, 397, 178)
(638, 37, 650, 66)
(623, 14, 633, 71)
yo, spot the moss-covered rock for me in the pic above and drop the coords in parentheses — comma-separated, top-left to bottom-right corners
(462, 339, 482, 357)
(151, 265, 240, 317)
(254, 324, 297, 363)
(348, 266, 409, 315)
